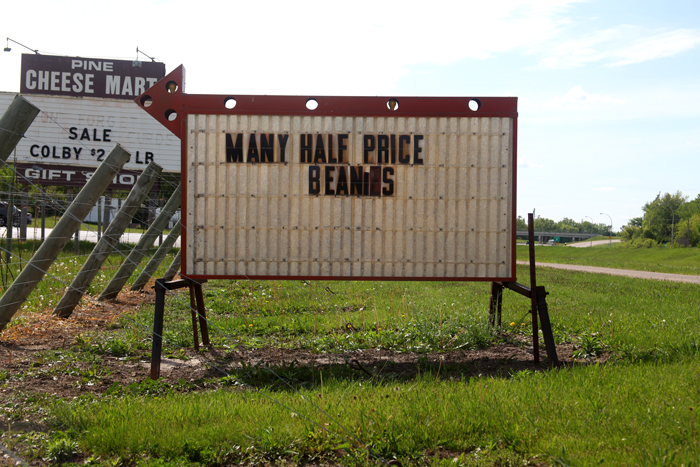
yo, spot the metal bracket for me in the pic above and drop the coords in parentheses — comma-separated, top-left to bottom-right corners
(150, 277, 209, 380)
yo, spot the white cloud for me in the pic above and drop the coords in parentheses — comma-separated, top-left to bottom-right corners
(536, 26, 700, 68)
(543, 85, 626, 110)
(594, 187, 616, 192)
(0, 0, 584, 95)
(518, 158, 545, 168)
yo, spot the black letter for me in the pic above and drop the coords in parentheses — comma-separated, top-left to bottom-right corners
(103, 129, 112, 142)
(278, 134, 289, 162)
(309, 166, 321, 195)
(382, 167, 394, 196)
(337, 134, 348, 163)
(80, 128, 90, 141)
(324, 166, 335, 195)
(314, 134, 327, 163)
(69, 127, 78, 140)
(301, 134, 313, 163)
(145, 152, 154, 164)
(247, 134, 260, 163)
(328, 135, 336, 163)
(350, 166, 363, 195)
(260, 134, 274, 162)
(413, 135, 424, 165)
(377, 135, 390, 164)
(336, 166, 348, 195)
(226, 134, 244, 162)
(363, 135, 375, 163)
(398, 135, 411, 164)
(390, 134, 396, 163)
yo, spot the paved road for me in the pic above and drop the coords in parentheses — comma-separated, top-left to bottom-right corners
(567, 239, 621, 248)
(2, 225, 181, 247)
(516, 260, 700, 285)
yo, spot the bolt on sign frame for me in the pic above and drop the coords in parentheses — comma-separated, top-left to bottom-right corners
(137, 65, 518, 283)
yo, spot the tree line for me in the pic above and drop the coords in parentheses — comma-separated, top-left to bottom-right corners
(516, 216, 612, 236)
(621, 191, 700, 248)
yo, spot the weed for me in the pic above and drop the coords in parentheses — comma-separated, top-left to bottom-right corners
(572, 332, 605, 360)
(44, 431, 80, 463)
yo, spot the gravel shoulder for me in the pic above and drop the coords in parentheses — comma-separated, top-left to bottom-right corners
(517, 260, 700, 284)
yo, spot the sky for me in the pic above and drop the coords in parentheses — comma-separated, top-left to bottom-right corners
(1, 0, 699, 231)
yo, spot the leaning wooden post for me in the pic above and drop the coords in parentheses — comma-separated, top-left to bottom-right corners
(162, 251, 181, 282)
(0, 145, 130, 332)
(98, 185, 181, 301)
(0, 95, 40, 162)
(130, 220, 181, 291)
(528, 213, 540, 365)
(53, 162, 163, 318)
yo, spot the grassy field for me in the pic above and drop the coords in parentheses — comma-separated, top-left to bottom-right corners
(517, 243, 700, 275)
(1, 244, 700, 465)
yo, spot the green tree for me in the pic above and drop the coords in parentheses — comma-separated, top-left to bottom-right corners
(674, 214, 700, 247)
(642, 191, 687, 243)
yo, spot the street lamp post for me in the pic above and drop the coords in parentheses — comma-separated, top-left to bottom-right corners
(600, 213, 613, 248)
(585, 216, 594, 247)
(665, 205, 675, 248)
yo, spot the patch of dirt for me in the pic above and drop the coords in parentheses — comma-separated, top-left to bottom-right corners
(0, 285, 590, 401)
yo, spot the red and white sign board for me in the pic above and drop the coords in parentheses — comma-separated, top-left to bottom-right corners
(137, 66, 518, 281)
(20, 54, 165, 101)
(0, 92, 181, 172)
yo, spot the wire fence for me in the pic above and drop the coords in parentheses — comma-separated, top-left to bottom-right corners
(0, 107, 395, 464)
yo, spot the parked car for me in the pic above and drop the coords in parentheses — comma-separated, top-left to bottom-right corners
(14, 208, 32, 227)
(0, 203, 32, 227)
(0, 203, 14, 227)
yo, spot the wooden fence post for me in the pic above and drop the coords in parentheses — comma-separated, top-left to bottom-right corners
(0, 95, 40, 162)
(98, 185, 181, 301)
(53, 162, 163, 318)
(130, 220, 181, 291)
(0, 145, 131, 332)
(162, 251, 181, 282)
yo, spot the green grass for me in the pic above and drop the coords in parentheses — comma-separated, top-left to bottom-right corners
(39, 262, 700, 465)
(54, 359, 700, 466)
(518, 243, 700, 275)
(4, 245, 700, 465)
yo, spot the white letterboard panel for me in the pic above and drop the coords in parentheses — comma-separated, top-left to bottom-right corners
(184, 114, 515, 280)
(0, 92, 181, 172)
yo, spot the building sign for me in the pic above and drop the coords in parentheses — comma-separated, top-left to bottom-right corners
(15, 162, 158, 191)
(20, 54, 165, 100)
(137, 66, 518, 281)
(0, 92, 181, 172)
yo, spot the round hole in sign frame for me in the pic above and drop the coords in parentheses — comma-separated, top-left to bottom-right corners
(140, 95, 153, 107)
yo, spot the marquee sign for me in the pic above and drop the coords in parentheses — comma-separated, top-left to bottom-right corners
(0, 92, 181, 172)
(137, 66, 518, 281)
(20, 54, 165, 100)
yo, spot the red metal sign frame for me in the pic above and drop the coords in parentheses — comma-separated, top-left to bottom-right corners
(136, 66, 519, 282)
